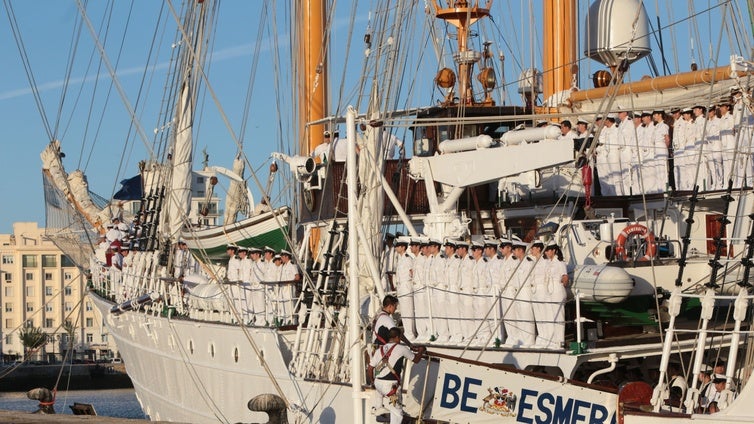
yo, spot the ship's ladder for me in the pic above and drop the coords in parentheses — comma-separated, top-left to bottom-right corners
(290, 222, 350, 380)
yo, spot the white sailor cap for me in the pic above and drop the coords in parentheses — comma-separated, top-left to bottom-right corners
(499, 237, 512, 246)
(323, 130, 331, 137)
(641, 110, 652, 117)
(280, 249, 292, 256)
(120, 246, 130, 251)
(395, 236, 411, 246)
(711, 374, 727, 383)
(545, 240, 559, 250)
(443, 238, 457, 248)
(483, 239, 499, 248)
(531, 239, 545, 248)
(455, 240, 469, 249)
(470, 241, 484, 250)
(511, 239, 528, 249)
(699, 364, 713, 374)
(606, 113, 617, 120)
(248, 247, 263, 254)
(273, 254, 282, 260)
(692, 104, 706, 110)
(237, 246, 249, 253)
(409, 237, 422, 245)
(681, 107, 693, 114)
(226, 244, 238, 250)
(576, 118, 589, 125)
(263, 245, 276, 253)
(428, 238, 442, 246)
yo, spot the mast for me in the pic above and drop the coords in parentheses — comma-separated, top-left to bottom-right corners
(432, 1, 491, 106)
(543, 0, 577, 104)
(167, 2, 209, 239)
(296, 0, 328, 155)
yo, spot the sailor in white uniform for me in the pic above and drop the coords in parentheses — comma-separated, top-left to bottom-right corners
(412, 238, 431, 342)
(367, 327, 425, 424)
(312, 130, 332, 163)
(444, 240, 464, 343)
(393, 237, 416, 340)
(718, 102, 736, 185)
(508, 239, 536, 347)
(225, 244, 241, 282)
(540, 241, 569, 349)
(248, 247, 267, 325)
(455, 241, 475, 340)
(470, 241, 490, 345)
(425, 238, 446, 341)
(279, 249, 300, 324)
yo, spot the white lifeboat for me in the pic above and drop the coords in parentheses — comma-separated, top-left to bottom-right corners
(572, 264, 634, 303)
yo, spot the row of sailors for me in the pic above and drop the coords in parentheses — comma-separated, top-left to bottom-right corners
(558, 93, 753, 195)
(224, 244, 301, 326)
(389, 236, 569, 349)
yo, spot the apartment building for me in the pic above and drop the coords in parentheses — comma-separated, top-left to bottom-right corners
(0, 222, 117, 362)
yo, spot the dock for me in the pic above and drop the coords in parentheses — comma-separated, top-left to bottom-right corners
(0, 410, 181, 423)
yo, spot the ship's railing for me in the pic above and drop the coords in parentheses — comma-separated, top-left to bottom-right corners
(651, 288, 753, 414)
(183, 279, 300, 326)
(89, 254, 311, 327)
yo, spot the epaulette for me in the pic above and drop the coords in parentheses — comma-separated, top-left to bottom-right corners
(405, 253, 410, 257)
(526, 257, 533, 262)
(483, 258, 488, 262)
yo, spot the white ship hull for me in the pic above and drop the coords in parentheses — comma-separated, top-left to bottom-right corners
(92, 293, 360, 423)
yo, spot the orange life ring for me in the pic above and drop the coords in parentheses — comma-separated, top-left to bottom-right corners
(614, 224, 657, 261)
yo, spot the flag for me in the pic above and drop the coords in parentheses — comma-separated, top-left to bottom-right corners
(113, 175, 143, 200)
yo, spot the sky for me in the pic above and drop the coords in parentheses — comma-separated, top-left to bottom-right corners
(0, 0, 746, 234)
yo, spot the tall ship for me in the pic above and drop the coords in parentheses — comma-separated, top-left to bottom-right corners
(17, 0, 754, 422)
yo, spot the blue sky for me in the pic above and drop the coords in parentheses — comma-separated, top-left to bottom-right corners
(0, 1, 744, 234)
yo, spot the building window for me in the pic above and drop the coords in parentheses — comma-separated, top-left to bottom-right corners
(5, 319, 12, 329)
(4, 272, 11, 283)
(22, 255, 37, 267)
(86, 333, 93, 343)
(85, 301, 93, 311)
(101, 334, 108, 343)
(25, 272, 34, 282)
(45, 318, 53, 328)
(41, 255, 57, 268)
(85, 318, 93, 327)
(25, 286, 34, 296)
(61, 256, 75, 267)
(4, 287, 12, 296)
(44, 272, 53, 281)
(198, 202, 218, 215)
(26, 302, 33, 312)
(25, 319, 33, 328)
(2, 255, 13, 264)
(4, 303, 12, 312)
(64, 287, 72, 296)
(45, 304, 53, 312)
(4, 334, 11, 344)
(45, 286, 53, 296)
(64, 272, 72, 281)
(65, 302, 72, 312)
(197, 176, 205, 184)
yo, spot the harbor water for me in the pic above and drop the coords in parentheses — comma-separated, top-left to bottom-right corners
(0, 388, 145, 419)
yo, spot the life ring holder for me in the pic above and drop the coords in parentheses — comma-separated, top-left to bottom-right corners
(614, 224, 657, 261)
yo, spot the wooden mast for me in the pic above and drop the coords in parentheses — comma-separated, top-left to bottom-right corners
(297, 0, 328, 155)
(542, 0, 577, 104)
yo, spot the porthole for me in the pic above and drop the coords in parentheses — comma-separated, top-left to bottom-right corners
(210, 343, 215, 358)
(188, 339, 194, 354)
(234, 347, 239, 363)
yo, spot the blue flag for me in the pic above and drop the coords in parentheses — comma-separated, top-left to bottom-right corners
(113, 175, 143, 200)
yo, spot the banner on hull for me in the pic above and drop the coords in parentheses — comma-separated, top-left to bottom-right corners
(431, 358, 618, 423)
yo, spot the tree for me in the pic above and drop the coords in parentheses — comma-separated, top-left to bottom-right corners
(19, 326, 48, 362)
